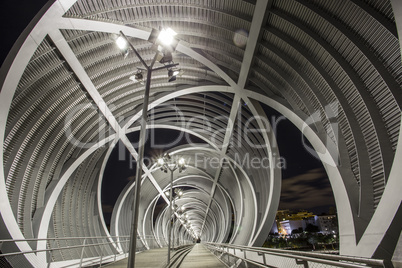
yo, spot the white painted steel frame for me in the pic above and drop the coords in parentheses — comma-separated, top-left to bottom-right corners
(0, 0, 401, 267)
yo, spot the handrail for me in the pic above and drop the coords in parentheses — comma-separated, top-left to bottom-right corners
(236, 244, 383, 266)
(0, 236, 190, 267)
(0, 238, 131, 257)
(0, 235, 155, 243)
(0, 235, 166, 267)
(205, 242, 386, 268)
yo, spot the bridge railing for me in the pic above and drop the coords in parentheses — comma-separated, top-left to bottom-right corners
(205, 242, 387, 268)
(0, 235, 165, 267)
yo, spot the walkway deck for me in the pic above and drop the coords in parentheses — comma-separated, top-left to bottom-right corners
(104, 244, 225, 268)
(180, 244, 226, 268)
(104, 248, 168, 268)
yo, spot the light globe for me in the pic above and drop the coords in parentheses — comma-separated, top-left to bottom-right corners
(158, 28, 177, 46)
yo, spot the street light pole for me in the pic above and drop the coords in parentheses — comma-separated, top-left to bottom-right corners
(172, 211, 176, 250)
(116, 29, 180, 268)
(127, 71, 151, 267)
(126, 52, 157, 268)
(167, 168, 174, 265)
(171, 191, 183, 252)
(158, 155, 186, 266)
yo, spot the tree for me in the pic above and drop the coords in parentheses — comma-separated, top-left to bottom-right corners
(305, 224, 319, 233)
(291, 227, 303, 235)
(308, 236, 318, 250)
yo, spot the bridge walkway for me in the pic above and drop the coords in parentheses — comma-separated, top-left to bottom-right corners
(104, 244, 225, 268)
(180, 243, 226, 268)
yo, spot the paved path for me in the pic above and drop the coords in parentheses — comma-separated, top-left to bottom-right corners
(180, 244, 226, 268)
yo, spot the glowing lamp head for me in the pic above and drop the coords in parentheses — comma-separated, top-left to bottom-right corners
(178, 158, 185, 166)
(158, 28, 177, 46)
(157, 158, 164, 166)
(116, 36, 128, 50)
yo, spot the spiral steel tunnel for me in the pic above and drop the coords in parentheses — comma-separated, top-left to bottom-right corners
(1, 0, 402, 267)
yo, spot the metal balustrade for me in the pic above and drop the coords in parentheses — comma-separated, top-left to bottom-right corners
(0, 238, 389, 267)
(0, 235, 188, 267)
(205, 243, 387, 268)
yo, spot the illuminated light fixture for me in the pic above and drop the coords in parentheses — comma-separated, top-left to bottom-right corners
(174, 188, 183, 197)
(134, 72, 143, 80)
(168, 74, 176, 82)
(129, 71, 144, 85)
(158, 157, 169, 173)
(159, 52, 173, 64)
(178, 158, 186, 172)
(158, 28, 177, 46)
(168, 68, 184, 82)
(116, 36, 128, 50)
(178, 158, 185, 165)
(148, 27, 179, 52)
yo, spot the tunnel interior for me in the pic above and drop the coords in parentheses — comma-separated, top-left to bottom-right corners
(0, 0, 402, 266)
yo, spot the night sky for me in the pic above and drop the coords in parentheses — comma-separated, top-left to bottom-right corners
(1, 1, 335, 226)
(261, 104, 335, 214)
(0, 0, 52, 67)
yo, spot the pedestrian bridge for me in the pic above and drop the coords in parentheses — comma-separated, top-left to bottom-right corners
(1, 0, 402, 267)
(0, 237, 388, 267)
(107, 244, 226, 268)
(96, 243, 387, 268)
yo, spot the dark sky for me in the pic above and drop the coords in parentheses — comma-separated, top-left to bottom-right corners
(279, 168, 335, 213)
(0, 0, 52, 67)
(1, 1, 335, 223)
(260, 104, 335, 215)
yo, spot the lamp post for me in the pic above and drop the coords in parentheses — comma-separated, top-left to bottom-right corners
(171, 189, 183, 249)
(116, 28, 180, 268)
(157, 154, 186, 266)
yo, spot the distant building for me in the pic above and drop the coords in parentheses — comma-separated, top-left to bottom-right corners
(270, 221, 278, 234)
(274, 210, 293, 234)
(290, 210, 315, 220)
(271, 209, 338, 236)
(273, 210, 316, 235)
(280, 220, 303, 235)
(275, 210, 292, 222)
(315, 215, 337, 235)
